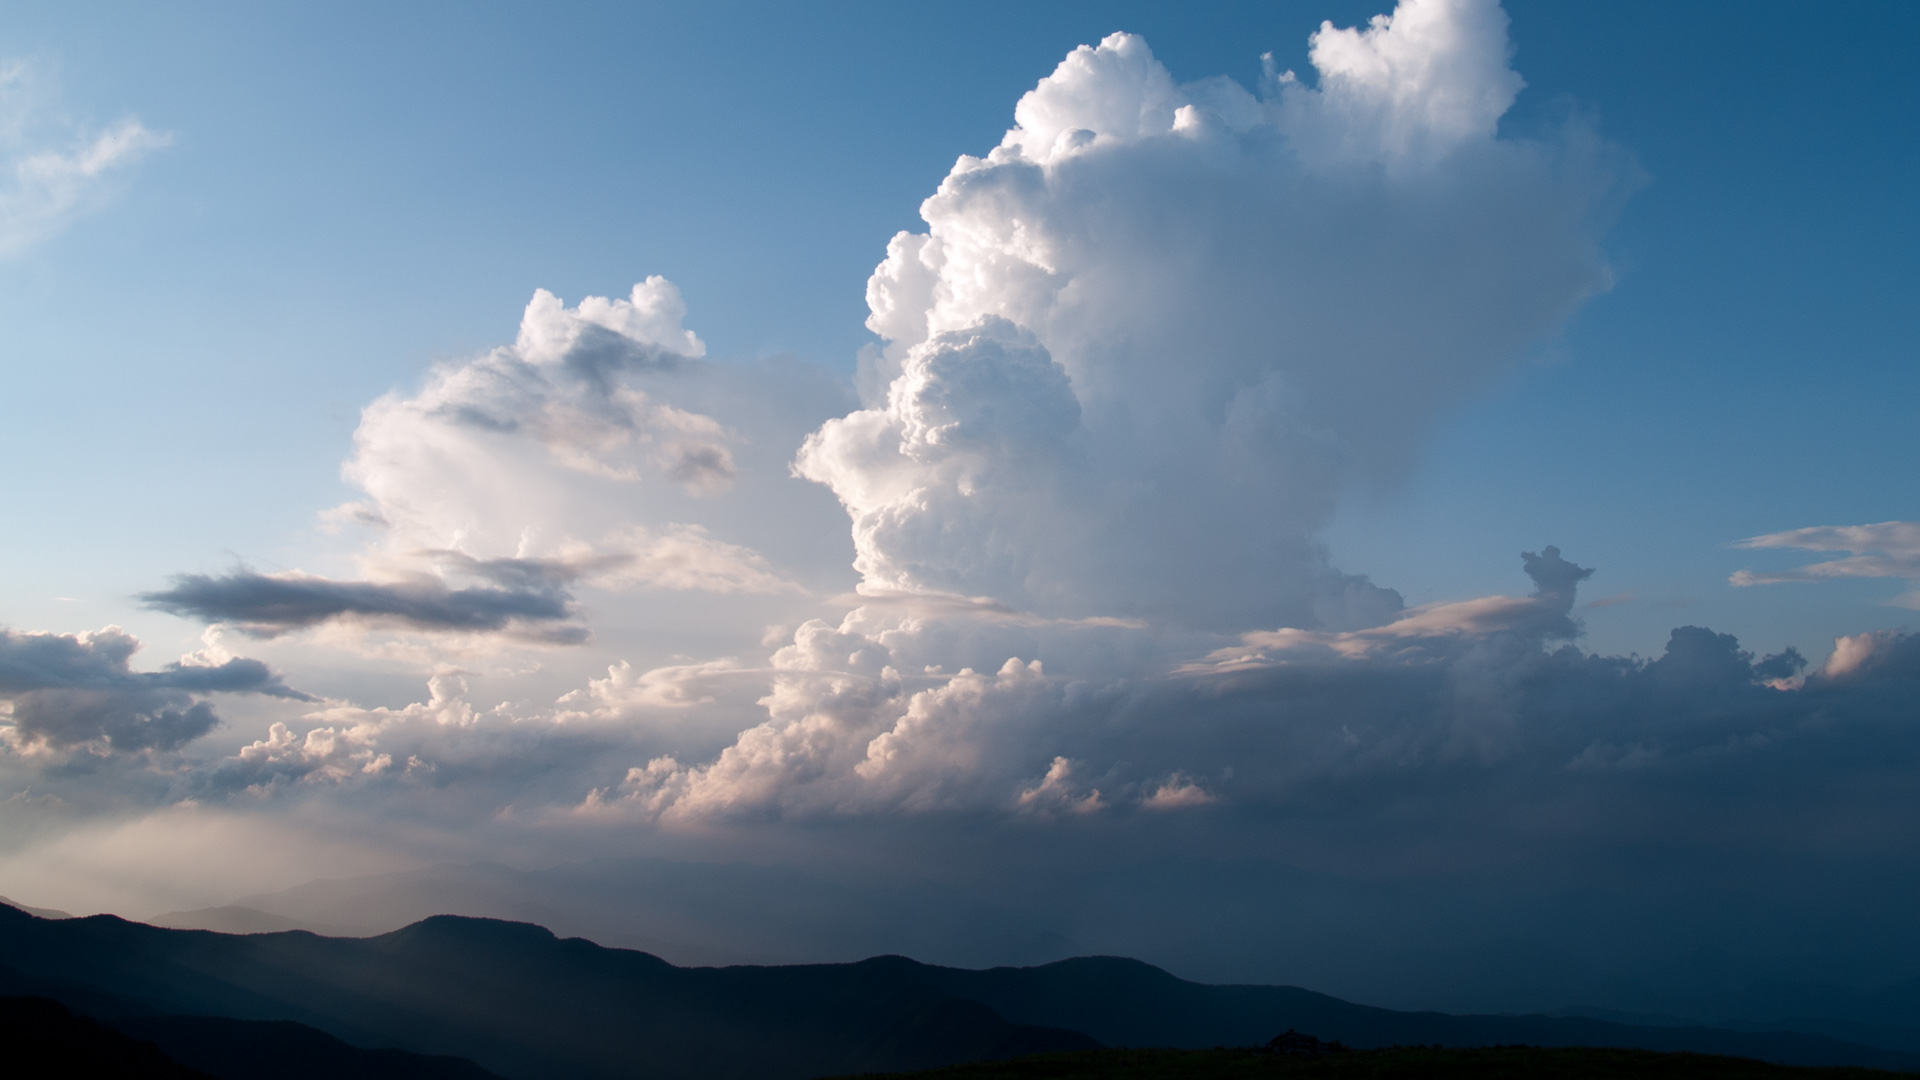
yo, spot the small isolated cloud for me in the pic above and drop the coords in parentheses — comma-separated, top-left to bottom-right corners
(0, 626, 307, 755)
(1731, 521, 1920, 607)
(1141, 772, 1217, 810)
(0, 60, 169, 256)
(1016, 756, 1103, 816)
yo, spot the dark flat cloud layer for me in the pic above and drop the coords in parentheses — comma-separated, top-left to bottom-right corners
(141, 560, 589, 644)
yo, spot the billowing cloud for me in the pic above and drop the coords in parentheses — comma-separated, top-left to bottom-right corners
(561, 0, 1632, 820)
(813, 0, 1629, 631)
(0, 60, 168, 256)
(144, 280, 826, 650)
(335, 279, 829, 587)
(352, 278, 732, 514)
(1732, 521, 1920, 608)
(344, 278, 740, 561)
(571, 544, 1905, 830)
(0, 626, 307, 755)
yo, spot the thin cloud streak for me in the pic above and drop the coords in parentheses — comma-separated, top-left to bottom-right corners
(1732, 521, 1920, 607)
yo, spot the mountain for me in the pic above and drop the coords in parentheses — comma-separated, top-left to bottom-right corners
(5, 901, 1919, 1078)
(111, 1014, 505, 1080)
(159, 857, 1080, 969)
(0, 904, 1092, 1080)
(836, 1045, 1920, 1080)
(1, 994, 506, 1080)
(900, 955, 1920, 1069)
(163, 855, 1920, 1039)
(149, 906, 339, 936)
(2, 995, 211, 1079)
(0, 894, 73, 920)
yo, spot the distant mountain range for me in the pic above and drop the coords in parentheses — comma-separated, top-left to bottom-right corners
(4, 899, 1919, 1079)
(140, 855, 1920, 1041)
(150, 857, 1078, 969)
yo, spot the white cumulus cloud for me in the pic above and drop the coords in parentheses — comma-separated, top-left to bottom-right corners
(814, 0, 1629, 632)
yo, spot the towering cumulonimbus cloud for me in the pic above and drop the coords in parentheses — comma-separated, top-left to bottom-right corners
(801, 0, 1630, 631)
(579, 0, 1639, 821)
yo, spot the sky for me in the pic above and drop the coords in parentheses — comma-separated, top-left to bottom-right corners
(1, 0, 1917, 1020)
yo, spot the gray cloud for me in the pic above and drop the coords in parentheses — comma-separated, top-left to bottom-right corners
(0, 627, 308, 754)
(141, 558, 590, 643)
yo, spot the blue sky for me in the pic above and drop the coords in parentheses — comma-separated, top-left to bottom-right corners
(1, 0, 1917, 1016)
(2, 1, 1914, 662)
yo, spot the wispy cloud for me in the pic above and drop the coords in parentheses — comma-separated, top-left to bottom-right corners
(0, 60, 169, 256)
(1731, 521, 1920, 608)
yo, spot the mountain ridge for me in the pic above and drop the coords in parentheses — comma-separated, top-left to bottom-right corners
(2, 901, 1916, 1079)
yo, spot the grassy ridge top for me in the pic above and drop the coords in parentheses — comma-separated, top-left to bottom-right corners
(839, 1046, 1920, 1080)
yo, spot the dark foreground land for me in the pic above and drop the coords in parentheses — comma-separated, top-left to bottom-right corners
(842, 1045, 1920, 1080)
(5, 900, 1920, 1080)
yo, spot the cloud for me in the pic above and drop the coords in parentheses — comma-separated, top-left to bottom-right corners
(0, 60, 169, 256)
(277, 0, 1637, 824)
(348, 279, 737, 537)
(143, 527, 801, 645)
(1189, 544, 1591, 670)
(0, 626, 307, 755)
(140, 560, 588, 643)
(198, 673, 476, 794)
(145, 280, 819, 648)
(553, 532, 1917, 839)
(1140, 773, 1217, 810)
(1731, 521, 1920, 607)
(811, 0, 1630, 632)
(199, 279, 830, 653)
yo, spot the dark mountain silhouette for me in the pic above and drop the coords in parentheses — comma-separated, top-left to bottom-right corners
(112, 1014, 504, 1080)
(0, 904, 1091, 1080)
(1, 901, 1915, 1080)
(0, 993, 504, 1080)
(155, 857, 1082, 969)
(1, 995, 211, 1079)
(901, 955, 1920, 1070)
(832, 1044, 1920, 1080)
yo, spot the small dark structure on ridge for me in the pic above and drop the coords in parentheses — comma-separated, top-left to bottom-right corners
(1262, 1029, 1348, 1056)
